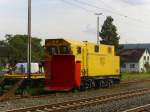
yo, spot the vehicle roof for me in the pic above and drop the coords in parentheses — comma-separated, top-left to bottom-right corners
(64, 38, 84, 46)
(45, 38, 84, 46)
(45, 38, 114, 47)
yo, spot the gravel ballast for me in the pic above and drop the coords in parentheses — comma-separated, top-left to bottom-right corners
(68, 94, 150, 112)
(0, 80, 150, 112)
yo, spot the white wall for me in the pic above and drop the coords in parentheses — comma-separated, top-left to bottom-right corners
(121, 63, 139, 72)
(15, 63, 40, 73)
(121, 49, 150, 72)
(139, 50, 150, 72)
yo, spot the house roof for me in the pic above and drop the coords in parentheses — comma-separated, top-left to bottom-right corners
(120, 48, 148, 63)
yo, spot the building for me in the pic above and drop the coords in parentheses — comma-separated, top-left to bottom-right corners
(122, 43, 150, 52)
(120, 48, 150, 72)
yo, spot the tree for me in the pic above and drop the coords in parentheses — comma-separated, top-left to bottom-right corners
(100, 16, 120, 52)
(0, 39, 10, 66)
(3, 34, 44, 64)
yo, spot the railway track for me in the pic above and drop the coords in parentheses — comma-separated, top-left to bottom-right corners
(6, 88, 150, 112)
(123, 104, 150, 112)
(0, 79, 149, 103)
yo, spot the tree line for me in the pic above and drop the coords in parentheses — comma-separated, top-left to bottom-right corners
(0, 16, 121, 66)
(0, 34, 44, 66)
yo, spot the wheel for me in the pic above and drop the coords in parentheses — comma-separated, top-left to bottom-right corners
(98, 80, 105, 88)
(94, 80, 99, 89)
(84, 80, 91, 89)
(105, 80, 111, 88)
(80, 79, 93, 90)
(108, 79, 113, 87)
(91, 80, 95, 88)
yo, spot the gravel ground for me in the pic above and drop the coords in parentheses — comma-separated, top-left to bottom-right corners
(68, 94, 150, 112)
(0, 80, 150, 112)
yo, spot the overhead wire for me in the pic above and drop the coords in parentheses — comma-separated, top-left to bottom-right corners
(46, 0, 150, 43)
(61, 0, 95, 13)
(72, 0, 127, 17)
(98, 0, 116, 11)
(72, 0, 150, 29)
(58, 0, 150, 31)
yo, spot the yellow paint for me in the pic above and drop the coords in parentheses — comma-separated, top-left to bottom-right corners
(45, 39, 120, 77)
(4, 73, 45, 79)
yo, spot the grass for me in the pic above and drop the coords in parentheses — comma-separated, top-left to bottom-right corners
(0, 66, 6, 71)
(121, 72, 150, 81)
(0, 66, 3, 71)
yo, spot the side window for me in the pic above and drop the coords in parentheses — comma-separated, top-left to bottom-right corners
(95, 45, 99, 52)
(122, 64, 126, 68)
(59, 46, 69, 54)
(77, 47, 81, 54)
(108, 47, 112, 54)
(48, 46, 58, 55)
(144, 56, 146, 60)
(130, 64, 135, 68)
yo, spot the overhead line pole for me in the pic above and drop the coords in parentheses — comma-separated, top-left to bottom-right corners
(97, 15, 99, 44)
(27, 0, 31, 79)
(95, 13, 102, 44)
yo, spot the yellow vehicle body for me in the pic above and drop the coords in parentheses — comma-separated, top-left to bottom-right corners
(4, 73, 45, 79)
(45, 38, 120, 77)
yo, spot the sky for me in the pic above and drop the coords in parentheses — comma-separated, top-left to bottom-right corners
(1, 0, 150, 44)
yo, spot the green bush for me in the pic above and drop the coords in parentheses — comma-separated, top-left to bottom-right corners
(0, 66, 3, 71)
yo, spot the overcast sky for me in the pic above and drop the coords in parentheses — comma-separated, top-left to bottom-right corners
(1, 0, 150, 44)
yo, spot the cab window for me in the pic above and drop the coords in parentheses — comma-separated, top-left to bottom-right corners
(48, 46, 58, 55)
(77, 47, 81, 54)
(95, 45, 99, 52)
(59, 46, 69, 54)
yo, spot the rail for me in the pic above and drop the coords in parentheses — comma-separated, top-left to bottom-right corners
(6, 88, 150, 112)
(123, 104, 150, 112)
(0, 79, 149, 102)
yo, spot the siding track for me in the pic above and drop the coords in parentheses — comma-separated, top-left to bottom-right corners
(0, 79, 149, 102)
(123, 104, 150, 112)
(6, 88, 150, 112)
